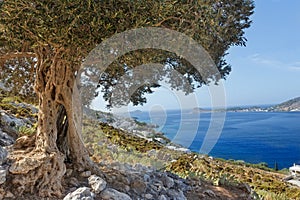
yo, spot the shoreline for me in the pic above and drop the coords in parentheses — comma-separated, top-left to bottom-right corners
(128, 110, 300, 170)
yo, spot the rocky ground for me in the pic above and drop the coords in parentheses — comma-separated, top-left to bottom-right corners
(0, 100, 258, 199)
(0, 99, 299, 199)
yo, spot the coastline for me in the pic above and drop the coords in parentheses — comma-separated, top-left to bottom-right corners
(129, 110, 300, 170)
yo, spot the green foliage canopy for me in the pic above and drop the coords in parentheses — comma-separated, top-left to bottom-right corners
(0, 0, 254, 106)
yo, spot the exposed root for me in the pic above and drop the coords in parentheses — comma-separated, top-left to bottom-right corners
(6, 135, 103, 198)
(8, 148, 66, 197)
(13, 134, 36, 151)
(81, 155, 104, 178)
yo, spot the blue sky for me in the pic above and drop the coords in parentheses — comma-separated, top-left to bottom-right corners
(94, 0, 300, 111)
(223, 0, 300, 107)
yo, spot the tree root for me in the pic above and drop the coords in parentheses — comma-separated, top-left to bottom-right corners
(13, 134, 36, 151)
(80, 154, 104, 178)
(8, 148, 66, 197)
(6, 135, 103, 198)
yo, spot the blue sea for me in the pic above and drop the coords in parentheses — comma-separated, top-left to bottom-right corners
(130, 110, 300, 169)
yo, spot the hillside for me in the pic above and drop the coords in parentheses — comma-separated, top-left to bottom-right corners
(224, 96, 300, 112)
(269, 97, 300, 112)
(0, 95, 300, 199)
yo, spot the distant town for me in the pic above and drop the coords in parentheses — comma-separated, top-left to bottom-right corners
(192, 96, 300, 113)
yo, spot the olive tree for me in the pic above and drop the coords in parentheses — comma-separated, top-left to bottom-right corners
(0, 0, 254, 197)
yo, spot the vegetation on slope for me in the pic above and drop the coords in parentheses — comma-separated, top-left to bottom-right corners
(81, 115, 300, 200)
(1, 94, 299, 199)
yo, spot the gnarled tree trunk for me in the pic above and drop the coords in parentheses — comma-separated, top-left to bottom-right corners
(8, 46, 95, 197)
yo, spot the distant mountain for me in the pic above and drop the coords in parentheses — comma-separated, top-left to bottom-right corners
(130, 109, 143, 114)
(191, 107, 211, 113)
(269, 97, 300, 112)
(191, 97, 300, 113)
(227, 97, 300, 112)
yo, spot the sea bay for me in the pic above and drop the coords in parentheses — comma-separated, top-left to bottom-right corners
(131, 110, 300, 169)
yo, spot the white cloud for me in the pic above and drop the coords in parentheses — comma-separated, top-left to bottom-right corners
(249, 54, 300, 72)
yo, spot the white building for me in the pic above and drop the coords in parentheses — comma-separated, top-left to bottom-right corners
(289, 164, 300, 178)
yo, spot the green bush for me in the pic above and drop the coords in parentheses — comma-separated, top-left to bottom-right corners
(17, 125, 36, 136)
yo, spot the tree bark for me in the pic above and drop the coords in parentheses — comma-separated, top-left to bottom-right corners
(8, 46, 95, 197)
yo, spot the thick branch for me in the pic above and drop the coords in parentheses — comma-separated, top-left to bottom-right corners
(0, 52, 36, 60)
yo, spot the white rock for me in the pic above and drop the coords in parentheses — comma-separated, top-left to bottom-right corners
(0, 146, 7, 165)
(101, 188, 132, 200)
(0, 130, 14, 146)
(145, 193, 153, 199)
(0, 169, 7, 184)
(88, 175, 107, 194)
(158, 195, 167, 200)
(63, 187, 95, 200)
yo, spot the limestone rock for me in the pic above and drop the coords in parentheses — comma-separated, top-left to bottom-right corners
(162, 174, 174, 188)
(0, 169, 7, 184)
(63, 187, 95, 200)
(0, 146, 7, 165)
(0, 130, 14, 146)
(158, 194, 167, 200)
(167, 189, 187, 200)
(145, 193, 153, 199)
(80, 170, 91, 178)
(88, 175, 107, 194)
(0, 111, 25, 128)
(101, 188, 132, 200)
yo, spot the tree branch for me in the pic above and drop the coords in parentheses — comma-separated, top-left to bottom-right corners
(153, 16, 192, 27)
(0, 52, 36, 60)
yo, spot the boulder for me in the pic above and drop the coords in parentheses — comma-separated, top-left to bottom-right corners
(101, 188, 132, 200)
(88, 175, 107, 194)
(63, 187, 95, 200)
